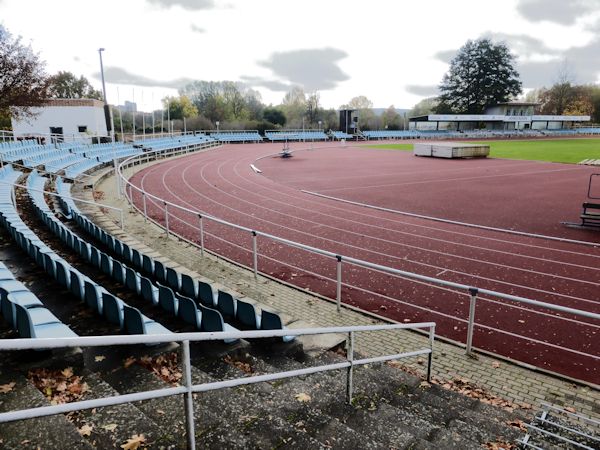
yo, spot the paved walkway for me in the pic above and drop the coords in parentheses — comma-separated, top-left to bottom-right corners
(74, 153, 599, 421)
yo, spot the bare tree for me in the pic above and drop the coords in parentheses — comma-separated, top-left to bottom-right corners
(0, 25, 49, 120)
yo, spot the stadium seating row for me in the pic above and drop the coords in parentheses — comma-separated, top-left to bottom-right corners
(57, 177, 294, 342)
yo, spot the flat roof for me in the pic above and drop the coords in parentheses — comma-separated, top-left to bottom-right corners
(410, 114, 590, 122)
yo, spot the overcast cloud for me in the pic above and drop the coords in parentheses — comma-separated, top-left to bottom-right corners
(146, 0, 215, 10)
(516, 0, 600, 25)
(93, 67, 194, 89)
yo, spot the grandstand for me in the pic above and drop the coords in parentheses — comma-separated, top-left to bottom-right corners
(265, 129, 329, 141)
(209, 130, 262, 143)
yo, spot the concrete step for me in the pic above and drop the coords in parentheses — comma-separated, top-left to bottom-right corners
(0, 372, 93, 450)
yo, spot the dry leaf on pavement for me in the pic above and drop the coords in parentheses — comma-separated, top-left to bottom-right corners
(121, 434, 146, 450)
(0, 382, 16, 394)
(295, 392, 311, 402)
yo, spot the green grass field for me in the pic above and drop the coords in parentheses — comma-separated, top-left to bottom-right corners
(366, 139, 600, 163)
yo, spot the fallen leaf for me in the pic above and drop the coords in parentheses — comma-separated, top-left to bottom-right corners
(419, 381, 431, 389)
(61, 367, 73, 378)
(94, 355, 106, 362)
(0, 382, 16, 394)
(121, 434, 146, 450)
(492, 362, 500, 369)
(102, 423, 118, 432)
(123, 357, 136, 368)
(78, 424, 93, 436)
(295, 393, 311, 403)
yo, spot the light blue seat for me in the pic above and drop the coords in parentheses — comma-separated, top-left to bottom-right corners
(197, 280, 216, 307)
(112, 260, 126, 284)
(260, 310, 295, 342)
(55, 260, 71, 289)
(121, 243, 132, 263)
(100, 252, 113, 276)
(140, 276, 158, 305)
(166, 267, 181, 292)
(102, 292, 124, 327)
(69, 269, 85, 301)
(125, 267, 141, 294)
(177, 295, 202, 329)
(217, 291, 236, 321)
(123, 305, 171, 336)
(235, 299, 261, 330)
(181, 274, 197, 299)
(131, 249, 143, 270)
(158, 284, 178, 316)
(14, 304, 77, 339)
(154, 260, 166, 284)
(78, 240, 91, 262)
(142, 255, 154, 277)
(90, 246, 101, 268)
(1, 284, 42, 327)
(198, 303, 238, 344)
(84, 281, 103, 314)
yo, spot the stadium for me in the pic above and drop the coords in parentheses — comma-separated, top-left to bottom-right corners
(1, 1, 600, 449)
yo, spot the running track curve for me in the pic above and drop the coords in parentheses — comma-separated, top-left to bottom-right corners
(128, 142, 600, 384)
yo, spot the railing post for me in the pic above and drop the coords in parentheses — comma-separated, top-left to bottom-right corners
(181, 340, 196, 450)
(346, 331, 354, 403)
(336, 255, 342, 312)
(142, 192, 147, 223)
(252, 231, 258, 280)
(427, 325, 435, 383)
(198, 214, 205, 257)
(164, 202, 170, 237)
(466, 287, 478, 356)
(119, 209, 124, 231)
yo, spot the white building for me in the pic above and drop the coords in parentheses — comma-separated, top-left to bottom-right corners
(410, 102, 590, 131)
(11, 98, 109, 143)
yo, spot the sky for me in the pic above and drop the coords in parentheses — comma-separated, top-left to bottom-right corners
(1, 0, 600, 111)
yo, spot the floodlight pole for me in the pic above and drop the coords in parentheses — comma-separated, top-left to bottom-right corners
(98, 47, 120, 197)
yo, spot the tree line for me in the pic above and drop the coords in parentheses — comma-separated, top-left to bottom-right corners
(2, 25, 599, 135)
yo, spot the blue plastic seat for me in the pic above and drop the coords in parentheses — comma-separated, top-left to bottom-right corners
(177, 296, 202, 329)
(154, 260, 166, 283)
(125, 267, 141, 294)
(197, 280, 216, 307)
(112, 260, 125, 284)
(123, 305, 171, 335)
(235, 299, 261, 330)
(217, 291, 236, 320)
(55, 260, 71, 289)
(100, 252, 113, 276)
(166, 267, 181, 292)
(121, 243, 132, 263)
(78, 240, 91, 262)
(142, 255, 154, 277)
(1, 285, 42, 327)
(140, 276, 158, 305)
(90, 246, 101, 268)
(260, 310, 295, 342)
(102, 292, 124, 327)
(69, 270, 85, 301)
(15, 304, 77, 339)
(198, 304, 238, 343)
(84, 281, 103, 314)
(181, 274, 196, 299)
(131, 249, 143, 270)
(158, 284, 178, 316)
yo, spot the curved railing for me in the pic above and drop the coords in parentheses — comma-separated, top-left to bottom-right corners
(112, 143, 600, 384)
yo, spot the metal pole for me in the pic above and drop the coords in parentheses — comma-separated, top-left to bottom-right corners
(252, 231, 258, 280)
(346, 331, 354, 403)
(199, 214, 205, 257)
(164, 202, 169, 237)
(181, 340, 196, 450)
(427, 325, 435, 382)
(119, 209, 124, 230)
(142, 192, 147, 223)
(466, 288, 478, 356)
(336, 255, 342, 312)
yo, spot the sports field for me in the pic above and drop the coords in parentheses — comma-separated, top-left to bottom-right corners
(367, 138, 600, 163)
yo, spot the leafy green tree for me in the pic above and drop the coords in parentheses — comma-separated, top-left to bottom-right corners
(382, 105, 402, 130)
(436, 38, 522, 114)
(280, 86, 306, 127)
(0, 25, 49, 120)
(48, 71, 102, 100)
(262, 107, 286, 126)
(408, 97, 440, 117)
(162, 95, 198, 120)
(305, 91, 321, 125)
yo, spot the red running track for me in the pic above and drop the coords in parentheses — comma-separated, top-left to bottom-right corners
(128, 143, 600, 384)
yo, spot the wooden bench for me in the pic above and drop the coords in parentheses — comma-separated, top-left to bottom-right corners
(581, 202, 600, 227)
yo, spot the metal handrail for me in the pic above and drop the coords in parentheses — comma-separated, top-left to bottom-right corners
(0, 322, 436, 450)
(111, 145, 600, 367)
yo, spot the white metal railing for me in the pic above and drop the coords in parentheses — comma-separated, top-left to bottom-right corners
(0, 322, 435, 449)
(109, 145, 600, 381)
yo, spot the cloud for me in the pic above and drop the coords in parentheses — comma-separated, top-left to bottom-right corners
(239, 76, 291, 92)
(257, 47, 349, 91)
(93, 66, 193, 89)
(516, 0, 600, 25)
(434, 49, 456, 64)
(146, 0, 215, 10)
(190, 24, 205, 33)
(480, 32, 558, 58)
(405, 85, 439, 96)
